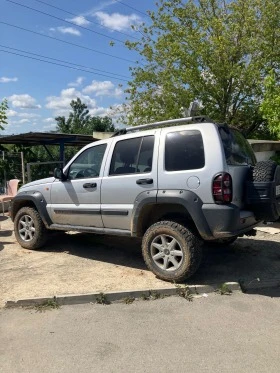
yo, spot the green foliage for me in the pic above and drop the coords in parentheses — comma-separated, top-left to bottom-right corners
(0, 99, 8, 130)
(55, 98, 115, 135)
(260, 70, 280, 136)
(123, 0, 280, 135)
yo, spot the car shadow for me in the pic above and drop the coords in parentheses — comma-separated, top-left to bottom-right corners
(41, 233, 280, 296)
(43, 232, 146, 270)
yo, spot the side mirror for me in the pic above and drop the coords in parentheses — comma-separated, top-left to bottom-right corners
(54, 167, 67, 181)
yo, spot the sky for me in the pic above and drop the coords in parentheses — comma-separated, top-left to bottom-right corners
(0, 0, 156, 134)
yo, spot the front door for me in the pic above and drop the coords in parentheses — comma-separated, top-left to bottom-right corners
(101, 132, 158, 230)
(49, 143, 107, 227)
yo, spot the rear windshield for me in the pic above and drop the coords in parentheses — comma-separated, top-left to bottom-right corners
(218, 127, 256, 166)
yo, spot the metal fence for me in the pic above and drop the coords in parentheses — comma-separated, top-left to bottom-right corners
(26, 161, 64, 183)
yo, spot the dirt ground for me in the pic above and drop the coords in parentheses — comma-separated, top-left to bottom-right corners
(1, 215, 280, 307)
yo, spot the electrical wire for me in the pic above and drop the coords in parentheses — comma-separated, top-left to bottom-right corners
(31, 0, 141, 41)
(0, 49, 129, 82)
(114, 0, 149, 18)
(0, 44, 130, 79)
(0, 22, 137, 64)
(5, 0, 125, 44)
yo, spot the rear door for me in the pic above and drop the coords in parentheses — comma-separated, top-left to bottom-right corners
(101, 131, 158, 230)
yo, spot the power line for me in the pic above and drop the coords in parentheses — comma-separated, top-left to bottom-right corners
(0, 49, 129, 82)
(0, 44, 130, 79)
(0, 22, 137, 64)
(5, 0, 125, 44)
(114, 0, 149, 18)
(31, 0, 140, 41)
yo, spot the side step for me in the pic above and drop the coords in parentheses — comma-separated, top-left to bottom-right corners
(49, 224, 131, 237)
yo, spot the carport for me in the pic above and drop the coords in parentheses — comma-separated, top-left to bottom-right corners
(0, 132, 98, 183)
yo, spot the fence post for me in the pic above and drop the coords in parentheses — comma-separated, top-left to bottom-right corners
(20, 152, 25, 184)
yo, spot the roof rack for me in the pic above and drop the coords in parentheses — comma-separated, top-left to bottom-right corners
(112, 116, 213, 137)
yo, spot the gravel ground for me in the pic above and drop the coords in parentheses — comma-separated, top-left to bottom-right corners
(1, 215, 280, 307)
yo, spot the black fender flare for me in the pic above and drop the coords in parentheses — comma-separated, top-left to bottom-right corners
(131, 189, 213, 239)
(11, 191, 52, 227)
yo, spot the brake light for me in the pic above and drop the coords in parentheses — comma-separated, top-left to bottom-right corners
(212, 173, 232, 204)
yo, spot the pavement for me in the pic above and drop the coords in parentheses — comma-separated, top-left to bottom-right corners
(1, 291, 280, 373)
(1, 215, 280, 307)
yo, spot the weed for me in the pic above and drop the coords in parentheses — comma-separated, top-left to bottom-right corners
(140, 290, 166, 301)
(217, 283, 232, 295)
(95, 292, 110, 305)
(123, 296, 135, 304)
(35, 297, 60, 312)
(174, 283, 193, 301)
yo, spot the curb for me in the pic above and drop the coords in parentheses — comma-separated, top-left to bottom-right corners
(5, 282, 241, 308)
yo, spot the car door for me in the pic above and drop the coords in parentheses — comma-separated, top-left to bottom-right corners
(49, 142, 108, 227)
(101, 131, 158, 230)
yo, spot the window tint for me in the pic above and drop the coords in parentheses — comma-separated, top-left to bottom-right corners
(110, 136, 154, 175)
(219, 127, 256, 166)
(68, 144, 106, 179)
(165, 130, 205, 171)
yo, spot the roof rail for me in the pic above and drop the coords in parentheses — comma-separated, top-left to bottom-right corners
(112, 116, 212, 137)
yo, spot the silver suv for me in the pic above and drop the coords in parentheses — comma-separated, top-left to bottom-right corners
(11, 117, 280, 282)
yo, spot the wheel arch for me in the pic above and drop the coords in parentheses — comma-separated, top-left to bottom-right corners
(11, 191, 52, 227)
(131, 190, 213, 239)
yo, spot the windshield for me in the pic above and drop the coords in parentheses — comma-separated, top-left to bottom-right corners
(218, 126, 256, 166)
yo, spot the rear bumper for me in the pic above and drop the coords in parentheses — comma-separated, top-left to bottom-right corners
(202, 204, 258, 239)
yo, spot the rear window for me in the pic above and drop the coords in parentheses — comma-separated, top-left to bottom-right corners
(165, 130, 205, 171)
(219, 127, 256, 166)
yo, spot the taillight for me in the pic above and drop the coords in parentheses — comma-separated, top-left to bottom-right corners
(212, 173, 232, 204)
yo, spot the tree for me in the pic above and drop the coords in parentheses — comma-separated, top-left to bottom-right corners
(55, 98, 115, 135)
(124, 0, 280, 135)
(260, 70, 280, 136)
(0, 99, 8, 130)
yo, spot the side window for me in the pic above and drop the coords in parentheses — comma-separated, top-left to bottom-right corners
(165, 130, 205, 171)
(68, 144, 107, 179)
(110, 136, 154, 175)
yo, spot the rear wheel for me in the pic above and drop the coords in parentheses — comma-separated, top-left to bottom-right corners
(14, 207, 47, 249)
(142, 221, 202, 282)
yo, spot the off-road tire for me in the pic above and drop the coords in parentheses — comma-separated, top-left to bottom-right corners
(14, 207, 48, 250)
(253, 160, 277, 182)
(142, 221, 203, 282)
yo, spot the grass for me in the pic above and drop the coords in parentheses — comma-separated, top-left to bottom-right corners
(35, 297, 60, 312)
(216, 283, 232, 295)
(174, 283, 193, 301)
(95, 292, 111, 305)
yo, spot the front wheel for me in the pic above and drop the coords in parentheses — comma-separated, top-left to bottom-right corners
(142, 221, 203, 282)
(14, 207, 47, 249)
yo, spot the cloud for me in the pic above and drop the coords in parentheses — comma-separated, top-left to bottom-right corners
(17, 119, 29, 124)
(43, 117, 55, 123)
(50, 26, 81, 36)
(86, 0, 117, 15)
(68, 77, 85, 87)
(45, 88, 97, 115)
(82, 80, 122, 97)
(94, 11, 141, 31)
(8, 94, 41, 109)
(0, 76, 18, 83)
(67, 16, 90, 26)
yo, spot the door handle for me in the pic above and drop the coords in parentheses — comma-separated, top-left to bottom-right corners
(136, 178, 153, 185)
(83, 182, 97, 189)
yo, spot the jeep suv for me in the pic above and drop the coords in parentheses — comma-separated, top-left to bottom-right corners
(11, 117, 280, 282)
